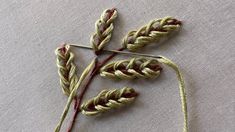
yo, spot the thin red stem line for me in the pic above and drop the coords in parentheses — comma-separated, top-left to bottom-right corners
(67, 47, 124, 132)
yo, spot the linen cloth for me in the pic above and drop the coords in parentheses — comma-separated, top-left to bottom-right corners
(0, 0, 234, 132)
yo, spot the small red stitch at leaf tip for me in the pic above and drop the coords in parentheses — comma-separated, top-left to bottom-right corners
(59, 42, 67, 54)
(107, 8, 116, 19)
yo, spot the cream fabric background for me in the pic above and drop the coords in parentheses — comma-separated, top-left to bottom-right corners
(0, 0, 234, 132)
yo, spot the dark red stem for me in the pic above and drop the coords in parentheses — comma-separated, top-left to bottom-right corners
(67, 47, 124, 132)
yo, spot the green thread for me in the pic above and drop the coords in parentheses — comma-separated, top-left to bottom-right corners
(55, 44, 79, 96)
(122, 16, 181, 51)
(100, 57, 162, 79)
(81, 87, 138, 116)
(157, 56, 188, 132)
(54, 59, 96, 132)
(91, 8, 118, 53)
(54, 8, 188, 132)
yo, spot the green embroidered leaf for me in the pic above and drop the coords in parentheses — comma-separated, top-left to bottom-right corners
(122, 17, 181, 51)
(81, 87, 138, 116)
(100, 58, 162, 80)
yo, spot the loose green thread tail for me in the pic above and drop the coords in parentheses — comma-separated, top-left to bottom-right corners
(122, 17, 181, 51)
(91, 8, 118, 54)
(100, 57, 162, 80)
(81, 87, 138, 116)
(55, 59, 96, 132)
(157, 56, 188, 132)
(55, 44, 79, 96)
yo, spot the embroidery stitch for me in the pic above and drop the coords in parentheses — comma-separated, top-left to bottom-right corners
(81, 87, 138, 116)
(55, 44, 79, 96)
(100, 58, 162, 79)
(122, 17, 181, 51)
(91, 8, 118, 54)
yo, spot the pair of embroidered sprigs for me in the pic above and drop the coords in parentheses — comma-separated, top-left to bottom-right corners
(91, 8, 181, 53)
(54, 8, 187, 132)
(81, 58, 163, 116)
(80, 56, 187, 132)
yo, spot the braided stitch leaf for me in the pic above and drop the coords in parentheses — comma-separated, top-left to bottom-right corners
(122, 16, 181, 51)
(100, 58, 162, 80)
(91, 8, 118, 54)
(55, 44, 79, 96)
(81, 87, 138, 116)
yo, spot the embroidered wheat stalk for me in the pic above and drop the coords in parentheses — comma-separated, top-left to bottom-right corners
(122, 17, 181, 51)
(55, 44, 79, 96)
(81, 87, 138, 116)
(55, 59, 96, 132)
(91, 8, 118, 54)
(54, 8, 188, 132)
(100, 58, 162, 79)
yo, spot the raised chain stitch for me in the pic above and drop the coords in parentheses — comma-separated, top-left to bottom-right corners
(81, 87, 138, 116)
(91, 8, 118, 54)
(122, 17, 181, 51)
(100, 58, 162, 79)
(55, 44, 79, 96)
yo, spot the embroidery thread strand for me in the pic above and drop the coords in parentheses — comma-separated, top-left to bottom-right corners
(157, 56, 188, 132)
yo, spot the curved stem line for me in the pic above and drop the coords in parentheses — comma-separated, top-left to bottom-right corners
(157, 56, 188, 132)
(67, 47, 124, 132)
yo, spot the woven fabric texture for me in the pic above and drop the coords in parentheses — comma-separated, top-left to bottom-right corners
(0, 0, 234, 132)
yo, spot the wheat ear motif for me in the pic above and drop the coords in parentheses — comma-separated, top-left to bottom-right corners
(91, 8, 118, 54)
(55, 44, 79, 96)
(122, 16, 181, 51)
(81, 87, 138, 116)
(100, 57, 162, 79)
